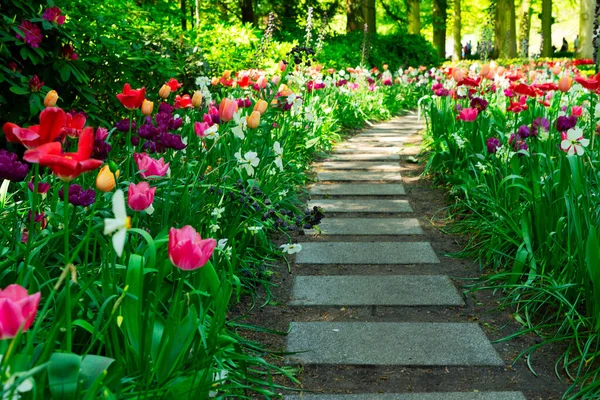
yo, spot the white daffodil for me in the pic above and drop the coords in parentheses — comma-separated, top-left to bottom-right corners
(595, 103, 600, 119)
(273, 141, 284, 172)
(211, 207, 225, 219)
(280, 243, 302, 254)
(217, 238, 228, 249)
(103, 189, 130, 257)
(209, 223, 220, 232)
(235, 150, 260, 176)
(204, 124, 219, 140)
(232, 110, 247, 140)
(561, 126, 590, 156)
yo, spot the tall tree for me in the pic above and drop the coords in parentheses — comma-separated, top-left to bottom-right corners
(453, 0, 461, 60)
(494, 0, 517, 58)
(240, 0, 255, 24)
(364, 0, 377, 33)
(407, 0, 421, 34)
(540, 0, 552, 57)
(578, 0, 595, 58)
(181, 0, 187, 30)
(518, 0, 532, 57)
(346, 0, 365, 31)
(432, 0, 448, 58)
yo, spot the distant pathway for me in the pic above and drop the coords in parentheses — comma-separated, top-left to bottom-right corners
(283, 112, 528, 399)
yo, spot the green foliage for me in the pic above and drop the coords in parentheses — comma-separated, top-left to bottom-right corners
(318, 31, 440, 70)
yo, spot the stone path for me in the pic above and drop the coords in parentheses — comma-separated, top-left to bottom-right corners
(285, 112, 528, 398)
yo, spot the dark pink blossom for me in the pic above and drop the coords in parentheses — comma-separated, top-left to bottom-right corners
(42, 7, 66, 25)
(16, 21, 43, 48)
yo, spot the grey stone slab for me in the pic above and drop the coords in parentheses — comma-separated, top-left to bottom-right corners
(348, 136, 407, 143)
(286, 322, 504, 366)
(295, 242, 439, 264)
(310, 183, 406, 196)
(285, 393, 526, 400)
(325, 153, 401, 161)
(318, 171, 402, 182)
(314, 162, 402, 171)
(333, 147, 401, 154)
(307, 218, 422, 235)
(290, 275, 463, 306)
(308, 199, 412, 213)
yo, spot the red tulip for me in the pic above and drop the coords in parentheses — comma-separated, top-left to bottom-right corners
(0, 284, 41, 339)
(457, 108, 478, 121)
(574, 73, 600, 91)
(2, 107, 66, 149)
(127, 181, 156, 212)
(166, 78, 183, 92)
(23, 127, 103, 181)
(116, 83, 146, 110)
(62, 111, 86, 138)
(168, 225, 216, 270)
(174, 94, 193, 109)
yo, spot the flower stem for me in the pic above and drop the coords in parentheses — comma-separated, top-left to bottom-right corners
(63, 180, 72, 352)
(21, 164, 40, 284)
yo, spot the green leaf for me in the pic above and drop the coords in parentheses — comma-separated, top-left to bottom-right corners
(29, 94, 42, 116)
(59, 63, 71, 81)
(156, 307, 199, 382)
(123, 255, 143, 359)
(10, 86, 29, 95)
(79, 355, 115, 390)
(586, 229, 600, 330)
(48, 353, 81, 400)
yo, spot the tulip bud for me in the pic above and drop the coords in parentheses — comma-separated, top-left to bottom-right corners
(253, 99, 268, 115)
(158, 84, 171, 99)
(480, 64, 490, 77)
(108, 160, 119, 174)
(192, 91, 203, 108)
(222, 70, 232, 80)
(96, 165, 117, 192)
(246, 111, 261, 129)
(279, 60, 287, 72)
(551, 64, 561, 75)
(141, 99, 154, 116)
(383, 64, 389, 71)
(558, 75, 573, 92)
(44, 90, 58, 107)
(211, 77, 220, 86)
(271, 75, 281, 85)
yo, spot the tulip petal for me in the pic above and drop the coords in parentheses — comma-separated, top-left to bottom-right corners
(38, 107, 67, 144)
(0, 298, 24, 339)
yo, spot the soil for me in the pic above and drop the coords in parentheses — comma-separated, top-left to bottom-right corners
(233, 124, 571, 399)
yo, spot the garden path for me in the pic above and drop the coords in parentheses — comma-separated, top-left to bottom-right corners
(283, 112, 528, 399)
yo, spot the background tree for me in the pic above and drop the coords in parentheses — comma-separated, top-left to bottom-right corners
(241, 0, 256, 24)
(578, 0, 594, 58)
(407, 0, 421, 34)
(494, 0, 517, 57)
(540, 0, 552, 56)
(453, 0, 461, 59)
(432, 0, 448, 58)
(346, 0, 365, 31)
(518, 0, 532, 57)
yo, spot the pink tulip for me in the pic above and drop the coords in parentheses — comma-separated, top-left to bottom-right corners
(0, 284, 41, 339)
(256, 75, 268, 89)
(168, 226, 217, 270)
(572, 106, 583, 117)
(194, 121, 210, 137)
(271, 75, 281, 85)
(127, 182, 156, 212)
(279, 60, 287, 72)
(133, 153, 169, 179)
(218, 98, 238, 122)
(457, 108, 479, 121)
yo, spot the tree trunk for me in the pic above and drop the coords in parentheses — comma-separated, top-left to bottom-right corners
(347, 0, 365, 32)
(541, 0, 552, 56)
(240, 0, 255, 24)
(579, 0, 595, 58)
(519, 0, 532, 57)
(181, 0, 187, 30)
(432, 0, 448, 59)
(407, 0, 421, 34)
(453, 0, 461, 60)
(363, 0, 377, 33)
(195, 0, 200, 28)
(495, 0, 517, 58)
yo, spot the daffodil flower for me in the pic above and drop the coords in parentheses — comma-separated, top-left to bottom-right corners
(280, 243, 302, 254)
(205, 124, 219, 140)
(235, 150, 260, 176)
(232, 110, 246, 140)
(561, 127, 589, 156)
(273, 141, 284, 172)
(103, 189, 131, 257)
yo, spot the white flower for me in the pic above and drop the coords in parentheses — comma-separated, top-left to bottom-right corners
(595, 103, 600, 119)
(205, 124, 220, 140)
(561, 126, 589, 156)
(103, 189, 130, 257)
(273, 141, 284, 172)
(209, 223, 220, 232)
(456, 85, 468, 97)
(280, 243, 303, 254)
(247, 225, 262, 234)
(217, 238, 228, 249)
(212, 207, 225, 219)
(278, 189, 288, 198)
(232, 110, 247, 140)
(235, 150, 260, 176)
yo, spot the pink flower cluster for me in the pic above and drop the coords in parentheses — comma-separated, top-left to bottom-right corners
(42, 6, 66, 25)
(16, 21, 43, 49)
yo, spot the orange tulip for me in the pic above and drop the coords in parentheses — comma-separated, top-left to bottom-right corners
(453, 68, 465, 83)
(44, 90, 58, 107)
(211, 77, 219, 86)
(253, 99, 268, 115)
(96, 165, 117, 192)
(192, 91, 203, 108)
(141, 99, 154, 116)
(222, 70, 232, 80)
(551, 64, 561, 75)
(558, 75, 573, 92)
(246, 111, 261, 129)
(158, 84, 171, 99)
(219, 98, 238, 122)
(480, 64, 490, 77)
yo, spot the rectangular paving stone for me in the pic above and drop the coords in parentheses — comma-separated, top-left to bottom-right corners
(309, 183, 406, 196)
(308, 199, 412, 213)
(295, 242, 440, 264)
(314, 162, 402, 171)
(325, 153, 401, 161)
(318, 171, 402, 182)
(333, 147, 401, 154)
(290, 275, 463, 306)
(286, 322, 504, 366)
(285, 393, 526, 400)
(348, 136, 407, 143)
(307, 218, 422, 235)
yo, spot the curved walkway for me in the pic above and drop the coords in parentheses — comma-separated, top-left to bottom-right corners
(281, 112, 565, 399)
